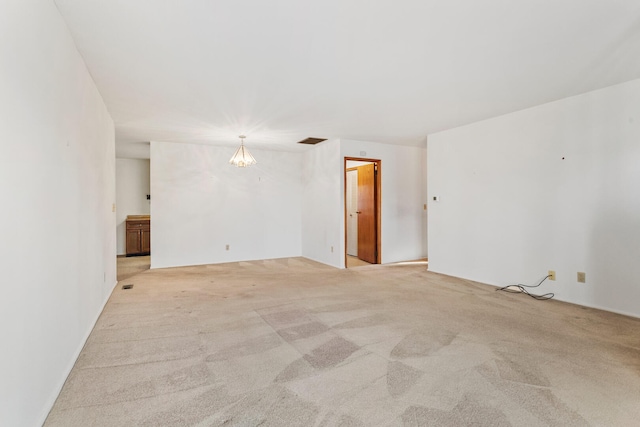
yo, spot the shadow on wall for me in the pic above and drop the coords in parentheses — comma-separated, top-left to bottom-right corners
(589, 208, 640, 317)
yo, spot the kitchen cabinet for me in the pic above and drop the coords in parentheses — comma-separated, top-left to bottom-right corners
(126, 215, 150, 256)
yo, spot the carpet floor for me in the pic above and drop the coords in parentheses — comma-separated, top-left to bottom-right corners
(117, 255, 151, 282)
(346, 256, 372, 268)
(45, 257, 640, 426)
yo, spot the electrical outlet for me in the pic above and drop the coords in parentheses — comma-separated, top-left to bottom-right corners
(331, 246, 334, 253)
(548, 270, 556, 281)
(225, 244, 230, 251)
(577, 272, 586, 283)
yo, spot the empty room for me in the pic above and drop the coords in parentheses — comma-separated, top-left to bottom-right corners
(2, 1, 640, 426)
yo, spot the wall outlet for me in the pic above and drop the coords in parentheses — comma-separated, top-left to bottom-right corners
(548, 270, 556, 281)
(225, 244, 230, 251)
(577, 272, 586, 283)
(331, 246, 334, 253)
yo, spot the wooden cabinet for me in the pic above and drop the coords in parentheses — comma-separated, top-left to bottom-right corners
(126, 215, 150, 256)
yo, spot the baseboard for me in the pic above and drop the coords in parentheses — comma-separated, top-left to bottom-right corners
(301, 255, 342, 269)
(38, 279, 119, 426)
(428, 268, 640, 320)
(550, 295, 640, 320)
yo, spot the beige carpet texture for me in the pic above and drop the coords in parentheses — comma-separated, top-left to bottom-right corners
(45, 257, 640, 426)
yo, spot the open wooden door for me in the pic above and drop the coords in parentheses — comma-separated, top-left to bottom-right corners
(346, 169, 358, 256)
(357, 163, 377, 263)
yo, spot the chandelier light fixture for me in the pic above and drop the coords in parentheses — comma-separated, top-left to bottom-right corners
(229, 135, 257, 168)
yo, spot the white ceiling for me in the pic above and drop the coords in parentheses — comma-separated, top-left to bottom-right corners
(54, 0, 640, 158)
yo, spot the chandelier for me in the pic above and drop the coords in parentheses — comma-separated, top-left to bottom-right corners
(229, 135, 257, 168)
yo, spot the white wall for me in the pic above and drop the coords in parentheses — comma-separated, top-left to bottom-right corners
(116, 158, 151, 255)
(301, 139, 343, 267)
(421, 147, 428, 258)
(150, 141, 302, 268)
(428, 78, 640, 318)
(341, 140, 428, 264)
(0, 1, 116, 425)
(151, 138, 427, 270)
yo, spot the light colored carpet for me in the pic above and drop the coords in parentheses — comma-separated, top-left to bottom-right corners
(117, 255, 151, 282)
(346, 255, 372, 268)
(45, 257, 640, 426)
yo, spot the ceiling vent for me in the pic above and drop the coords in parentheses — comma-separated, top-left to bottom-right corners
(297, 137, 327, 145)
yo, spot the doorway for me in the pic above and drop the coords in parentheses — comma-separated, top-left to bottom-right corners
(344, 158, 381, 267)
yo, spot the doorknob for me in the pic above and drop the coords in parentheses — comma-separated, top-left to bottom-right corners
(356, 211, 362, 214)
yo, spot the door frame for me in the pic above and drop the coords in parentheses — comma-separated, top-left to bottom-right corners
(345, 168, 359, 257)
(344, 157, 381, 266)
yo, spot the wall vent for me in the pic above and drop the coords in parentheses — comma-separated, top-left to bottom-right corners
(297, 137, 327, 145)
